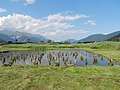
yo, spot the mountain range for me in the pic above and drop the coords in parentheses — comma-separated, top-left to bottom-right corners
(65, 31, 120, 43)
(78, 31, 120, 43)
(0, 30, 48, 43)
(0, 30, 120, 43)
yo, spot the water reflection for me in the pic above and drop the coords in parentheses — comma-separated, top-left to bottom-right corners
(0, 50, 119, 66)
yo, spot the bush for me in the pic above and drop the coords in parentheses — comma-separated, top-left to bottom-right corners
(54, 61, 60, 66)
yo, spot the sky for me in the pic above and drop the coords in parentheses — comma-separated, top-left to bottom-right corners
(0, 0, 120, 41)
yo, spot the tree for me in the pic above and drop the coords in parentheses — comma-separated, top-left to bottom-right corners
(8, 41, 12, 44)
(63, 41, 70, 44)
(47, 40, 52, 43)
(40, 41, 45, 44)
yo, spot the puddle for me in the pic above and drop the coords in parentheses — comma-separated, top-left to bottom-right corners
(0, 50, 119, 66)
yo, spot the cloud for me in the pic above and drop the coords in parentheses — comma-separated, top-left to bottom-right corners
(10, 0, 36, 5)
(25, 0, 36, 5)
(41, 30, 90, 41)
(42, 30, 89, 37)
(0, 13, 76, 34)
(0, 8, 7, 13)
(84, 20, 96, 26)
(47, 13, 89, 22)
(0, 13, 90, 41)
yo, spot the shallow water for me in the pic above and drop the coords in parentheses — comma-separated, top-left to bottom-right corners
(0, 50, 119, 66)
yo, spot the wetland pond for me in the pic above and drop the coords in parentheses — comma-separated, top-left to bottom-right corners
(0, 50, 119, 66)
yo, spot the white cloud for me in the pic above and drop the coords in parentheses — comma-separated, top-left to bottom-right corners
(10, 0, 36, 5)
(47, 13, 89, 22)
(41, 29, 90, 41)
(42, 30, 89, 37)
(0, 8, 7, 13)
(0, 13, 76, 34)
(25, 0, 36, 5)
(0, 13, 90, 41)
(84, 20, 96, 26)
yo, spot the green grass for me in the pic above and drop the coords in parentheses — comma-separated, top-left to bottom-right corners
(0, 66, 120, 90)
(0, 42, 120, 90)
(83, 42, 120, 63)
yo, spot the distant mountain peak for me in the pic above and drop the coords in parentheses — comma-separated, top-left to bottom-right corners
(0, 30, 48, 43)
(64, 39, 77, 43)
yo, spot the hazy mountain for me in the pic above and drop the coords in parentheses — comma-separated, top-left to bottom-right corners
(78, 31, 120, 42)
(0, 34, 13, 42)
(107, 33, 120, 41)
(0, 39, 6, 43)
(78, 34, 105, 42)
(64, 39, 78, 43)
(0, 30, 48, 43)
(1, 30, 120, 43)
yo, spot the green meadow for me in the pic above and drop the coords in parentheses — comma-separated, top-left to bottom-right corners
(0, 41, 120, 90)
(0, 66, 120, 90)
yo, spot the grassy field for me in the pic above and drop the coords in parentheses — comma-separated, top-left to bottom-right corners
(0, 66, 120, 90)
(0, 41, 120, 90)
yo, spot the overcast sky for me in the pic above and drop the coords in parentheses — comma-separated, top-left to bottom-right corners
(0, 0, 120, 41)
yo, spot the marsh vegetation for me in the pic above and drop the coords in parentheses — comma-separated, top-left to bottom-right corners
(0, 50, 119, 66)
